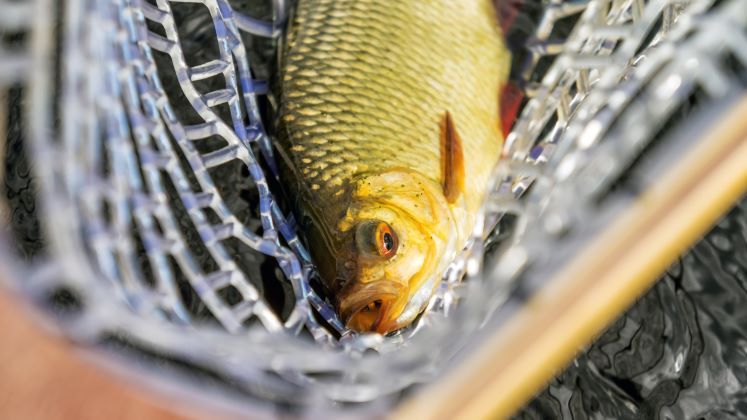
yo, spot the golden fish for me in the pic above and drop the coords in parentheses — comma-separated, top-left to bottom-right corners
(276, 0, 511, 334)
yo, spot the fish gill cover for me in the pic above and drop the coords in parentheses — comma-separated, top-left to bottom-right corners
(0, 0, 745, 417)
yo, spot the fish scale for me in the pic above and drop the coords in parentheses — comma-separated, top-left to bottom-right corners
(276, 0, 511, 331)
(280, 0, 508, 212)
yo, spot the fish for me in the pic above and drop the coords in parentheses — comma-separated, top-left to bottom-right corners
(275, 0, 513, 334)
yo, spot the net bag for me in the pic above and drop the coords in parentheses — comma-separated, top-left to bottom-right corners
(1, 0, 745, 416)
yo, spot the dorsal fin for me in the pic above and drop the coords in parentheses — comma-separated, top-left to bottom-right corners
(494, 0, 524, 35)
(492, 0, 533, 129)
(440, 111, 465, 204)
(499, 81, 525, 137)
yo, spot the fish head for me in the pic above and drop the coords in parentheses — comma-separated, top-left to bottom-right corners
(335, 170, 460, 334)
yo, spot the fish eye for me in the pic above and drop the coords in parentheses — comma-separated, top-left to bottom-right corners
(376, 222, 398, 258)
(355, 221, 399, 259)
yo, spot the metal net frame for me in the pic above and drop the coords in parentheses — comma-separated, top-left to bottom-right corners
(0, 0, 745, 416)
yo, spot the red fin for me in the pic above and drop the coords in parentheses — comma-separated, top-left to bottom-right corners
(440, 111, 465, 204)
(495, 0, 524, 34)
(499, 82, 524, 138)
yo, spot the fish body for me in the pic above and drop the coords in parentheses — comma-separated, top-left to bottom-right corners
(277, 0, 511, 333)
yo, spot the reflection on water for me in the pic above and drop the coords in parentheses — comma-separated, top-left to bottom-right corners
(517, 198, 747, 419)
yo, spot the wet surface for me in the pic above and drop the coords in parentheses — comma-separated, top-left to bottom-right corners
(517, 198, 747, 419)
(3, 86, 43, 260)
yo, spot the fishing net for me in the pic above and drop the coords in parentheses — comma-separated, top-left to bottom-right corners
(1, 0, 745, 416)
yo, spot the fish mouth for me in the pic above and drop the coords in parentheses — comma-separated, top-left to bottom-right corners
(339, 281, 408, 334)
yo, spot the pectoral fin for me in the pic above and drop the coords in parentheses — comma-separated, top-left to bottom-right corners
(440, 111, 465, 204)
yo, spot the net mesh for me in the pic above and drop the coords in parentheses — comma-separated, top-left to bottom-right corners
(1, 0, 745, 416)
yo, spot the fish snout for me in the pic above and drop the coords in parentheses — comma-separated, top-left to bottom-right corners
(339, 281, 408, 334)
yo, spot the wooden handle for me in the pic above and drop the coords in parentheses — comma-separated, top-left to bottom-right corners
(395, 97, 747, 420)
(0, 289, 182, 419)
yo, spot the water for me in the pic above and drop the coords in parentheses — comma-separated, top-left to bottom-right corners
(517, 198, 747, 419)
